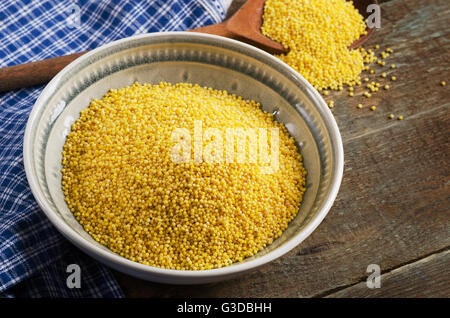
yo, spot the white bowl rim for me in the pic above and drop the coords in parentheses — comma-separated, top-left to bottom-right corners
(23, 31, 344, 279)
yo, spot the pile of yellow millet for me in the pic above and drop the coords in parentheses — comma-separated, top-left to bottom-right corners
(62, 82, 306, 270)
(261, 1, 407, 119)
(261, 0, 368, 90)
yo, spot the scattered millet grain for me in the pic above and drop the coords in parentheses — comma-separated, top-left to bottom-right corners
(398, 115, 404, 120)
(441, 81, 446, 86)
(389, 114, 394, 119)
(62, 82, 307, 270)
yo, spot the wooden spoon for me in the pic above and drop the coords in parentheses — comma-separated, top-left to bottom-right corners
(0, 0, 376, 93)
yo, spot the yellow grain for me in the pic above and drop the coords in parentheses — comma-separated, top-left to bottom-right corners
(261, 0, 367, 90)
(62, 82, 306, 270)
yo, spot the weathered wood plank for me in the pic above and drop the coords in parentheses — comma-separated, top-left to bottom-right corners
(225, 0, 246, 18)
(326, 249, 450, 297)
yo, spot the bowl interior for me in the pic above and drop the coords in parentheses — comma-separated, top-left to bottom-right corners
(25, 33, 341, 279)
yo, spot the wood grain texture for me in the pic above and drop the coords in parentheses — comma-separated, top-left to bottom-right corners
(117, 0, 450, 297)
(192, 0, 287, 54)
(0, 52, 86, 92)
(326, 249, 450, 297)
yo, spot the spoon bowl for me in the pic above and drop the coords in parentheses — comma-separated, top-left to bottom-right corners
(349, 0, 378, 49)
(192, 0, 378, 54)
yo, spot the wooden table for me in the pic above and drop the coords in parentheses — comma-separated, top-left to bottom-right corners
(116, 0, 450, 297)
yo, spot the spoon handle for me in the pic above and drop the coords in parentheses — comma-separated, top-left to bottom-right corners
(189, 22, 235, 38)
(0, 52, 86, 93)
(0, 24, 234, 93)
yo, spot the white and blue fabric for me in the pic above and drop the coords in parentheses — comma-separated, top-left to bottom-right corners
(0, 0, 229, 298)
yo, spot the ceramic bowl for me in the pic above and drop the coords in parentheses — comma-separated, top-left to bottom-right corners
(23, 32, 343, 284)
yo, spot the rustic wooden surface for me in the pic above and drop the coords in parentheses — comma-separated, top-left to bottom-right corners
(326, 249, 450, 297)
(116, 0, 450, 297)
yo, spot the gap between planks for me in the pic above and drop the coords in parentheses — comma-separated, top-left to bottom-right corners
(311, 245, 450, 298)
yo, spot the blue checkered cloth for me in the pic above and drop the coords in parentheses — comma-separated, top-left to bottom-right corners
(0, 0, 228, 298)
